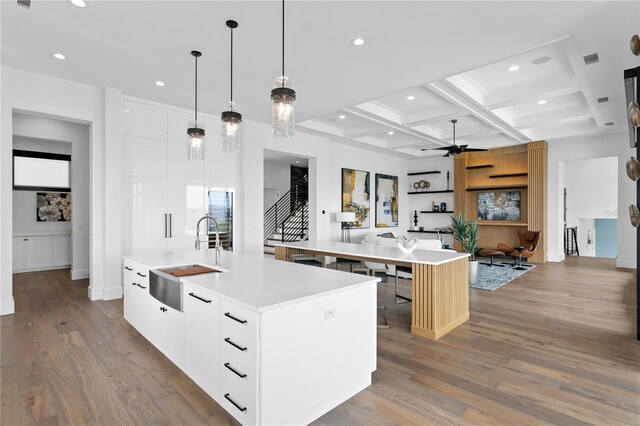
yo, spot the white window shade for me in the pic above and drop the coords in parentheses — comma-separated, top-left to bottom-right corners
(13, 151, 71, 191)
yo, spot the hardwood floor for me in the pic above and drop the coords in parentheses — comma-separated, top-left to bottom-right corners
(2, 257, 638, 425)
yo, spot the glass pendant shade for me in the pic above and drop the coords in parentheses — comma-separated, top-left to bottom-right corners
(271, 76, 296, 137)
(221, 102, 242, 152)
(187, 121, 205, 161)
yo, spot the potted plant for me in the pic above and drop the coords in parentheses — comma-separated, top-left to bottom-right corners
(450, 214, 480, 285)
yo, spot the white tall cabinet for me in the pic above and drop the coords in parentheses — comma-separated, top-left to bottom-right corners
(123, 99, 237, 255)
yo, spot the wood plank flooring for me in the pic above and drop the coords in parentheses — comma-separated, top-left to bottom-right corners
(2, 257, 638, 425)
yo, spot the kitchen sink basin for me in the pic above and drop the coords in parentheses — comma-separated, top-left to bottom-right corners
(149, 264, 221, 312)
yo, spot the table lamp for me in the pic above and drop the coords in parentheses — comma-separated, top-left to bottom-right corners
(336, 211, 356, 243)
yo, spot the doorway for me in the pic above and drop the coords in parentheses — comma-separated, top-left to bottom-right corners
(11, 112, 90, 279)
(563, 156, 618, 259)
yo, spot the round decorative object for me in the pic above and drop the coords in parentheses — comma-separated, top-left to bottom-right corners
(631, 34, 640, 56)
(629, 101, 640, 128)
(396, 236, 419, 254)
(418, 180, 430, 190)
(413, 182, 420, 190)
(626, 156, 640, 181)
(629, 100, 639, 115)
(630, 204, 640, 228)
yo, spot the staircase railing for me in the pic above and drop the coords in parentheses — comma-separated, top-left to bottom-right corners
(264, 190, 293, 240)
(280, 202, 308, 242)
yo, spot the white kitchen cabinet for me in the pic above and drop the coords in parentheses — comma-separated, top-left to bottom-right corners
(184, 283, 221, 399)
(52, 235, 72, 266)
(122, 262, 149, 337)
(124, 135, 168, 179)
(147, 295, 185, 369)
(122, 176, 169, 254)
(13, 235, 71, 272)
(124, 100, 167, 140)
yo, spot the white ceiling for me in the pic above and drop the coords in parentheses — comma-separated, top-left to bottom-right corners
(2, 1, 638, 158)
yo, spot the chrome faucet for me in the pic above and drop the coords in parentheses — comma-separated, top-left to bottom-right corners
(195, 215, 222, 266)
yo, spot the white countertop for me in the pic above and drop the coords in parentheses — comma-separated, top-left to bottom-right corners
(275, 241, 469, 266)
(122, 250, 379, 313)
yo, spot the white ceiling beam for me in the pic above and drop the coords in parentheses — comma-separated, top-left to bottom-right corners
(428, 80, 531, 143)
(353, 101, 403, 124)
(297, 120, 344, 137)
(561, 38, 604, 129)
(400, 104, 463, 126)
(483, 74, 582, 110)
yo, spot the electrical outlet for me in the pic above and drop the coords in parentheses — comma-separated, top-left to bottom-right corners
(324, 308, 336, 320)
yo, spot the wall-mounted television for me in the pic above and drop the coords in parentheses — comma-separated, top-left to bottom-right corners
(478, 191, 521, 222)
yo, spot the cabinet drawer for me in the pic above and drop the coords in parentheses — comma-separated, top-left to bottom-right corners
(221, 300, 258, 339)
(220, 366, 257, 425)
(221, 332, 257, 377)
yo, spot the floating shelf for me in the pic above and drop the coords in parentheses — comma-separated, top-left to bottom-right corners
(407, 190, 454, 195)
(407, 170, 442, 176)
(407, 230, 453, 234)
(466, 164, 493, 170)
(489, 173, 528, 179)
(420, 211, 454, 214)
(466, 185, 527, 192)
(478, 222, 528, 227)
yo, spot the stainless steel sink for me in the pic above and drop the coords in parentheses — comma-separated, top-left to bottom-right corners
(149, 264, 221, 312)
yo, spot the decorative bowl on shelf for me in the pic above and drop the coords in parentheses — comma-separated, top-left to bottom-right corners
(396, 236, 419, 254)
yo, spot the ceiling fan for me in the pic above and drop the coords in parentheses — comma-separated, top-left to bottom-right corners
(422, 119, 488, 157)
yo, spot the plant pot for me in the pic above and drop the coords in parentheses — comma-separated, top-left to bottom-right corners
(468, 260, 479, 285)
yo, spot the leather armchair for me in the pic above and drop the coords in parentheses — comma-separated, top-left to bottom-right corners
(497, 230, 541, 266)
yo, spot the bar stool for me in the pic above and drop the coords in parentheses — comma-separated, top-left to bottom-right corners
(354, 265, 389, 329)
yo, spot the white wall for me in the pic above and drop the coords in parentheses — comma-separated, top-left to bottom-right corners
(239, 121, 409, 256)
(564, 156, 617, 258)
(407, 156, 455, 247)
(12, 136, 72, 236)
(12, 115, 90, 279)
(548, 132, 635, 268)
(263, 159, 291, 210)
(1, 66, 110, 314)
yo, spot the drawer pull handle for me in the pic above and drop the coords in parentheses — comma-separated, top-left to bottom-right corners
(160, 307, 167, 312)
(224, 393, 247, 412)
(188, 292, 211, 304)
(136, 272, 147, 277)
(224, 337, 247, 352)
(124, 266, 133, 271)
(135, 283, 147, 289)
(224, 362, 247, 378)
(224, 312, 247, 324)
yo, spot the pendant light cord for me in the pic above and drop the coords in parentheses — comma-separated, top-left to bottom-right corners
(230, 25, 234, 102)
(194, 54, 198, 126)
(282, 0, 285, 87)
(453, 121, 455, 145)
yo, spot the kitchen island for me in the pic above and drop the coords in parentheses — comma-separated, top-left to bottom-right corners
(121, 250, 377, 426)
(275, 241, 470, 341)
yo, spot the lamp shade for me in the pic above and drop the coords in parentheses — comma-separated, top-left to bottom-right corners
(336, 212, 356, 223)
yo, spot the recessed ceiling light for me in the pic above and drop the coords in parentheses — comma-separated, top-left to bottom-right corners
(352, 38, 365, 46)
(537, 100, 547, 105)
(155, 81, 165, 87)
(388, 131, 395, 135)
(532, 56, 551, 65)
(53, 53, 66, 60)
(70, 0, 86, 7)
(406, 95, 416, 101)
(508, 65, 519, 72)
(338, 114, 346, 119)
(295, 160, 300, 164)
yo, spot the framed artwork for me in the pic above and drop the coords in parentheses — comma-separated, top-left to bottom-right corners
(36, 192, 71, 222)
(341, 168, 370, 228)
(375, 173, 398, 228)
(478, 191, 520, 221)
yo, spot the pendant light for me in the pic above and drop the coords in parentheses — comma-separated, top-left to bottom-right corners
(187, 50, 205, 161)
(221, 20, 242, 153)
(271, 0, 296, 137)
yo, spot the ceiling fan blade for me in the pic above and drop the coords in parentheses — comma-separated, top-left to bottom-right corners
(422, 146, 454, 151)
(443, 152, 450, 157)
(17, 0, 31, 7)
(463, 148, 489, 152)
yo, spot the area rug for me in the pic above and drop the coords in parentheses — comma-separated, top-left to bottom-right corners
(470, 262, 535, 291)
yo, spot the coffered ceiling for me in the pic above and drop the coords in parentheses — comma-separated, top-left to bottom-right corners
(1, 1, 638, 158)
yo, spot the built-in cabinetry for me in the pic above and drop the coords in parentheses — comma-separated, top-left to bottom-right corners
(12, 234, 71, 272)
(122, 99, 237, 254)
(407, 170, 454, 235)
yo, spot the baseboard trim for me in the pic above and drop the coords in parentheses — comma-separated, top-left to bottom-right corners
(103, 286, 123, 300)
(0, 298, 15, 316)
(13, 265, 70, 274)
(616, 258, 636, 269)
(547, 253, 565, 262)
(71, 268, 89, 280)
(88, 286, 103, 301)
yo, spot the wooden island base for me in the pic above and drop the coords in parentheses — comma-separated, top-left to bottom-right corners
(275, 245, 469, 341)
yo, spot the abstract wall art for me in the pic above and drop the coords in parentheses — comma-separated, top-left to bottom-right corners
(375, 173, 398, 228)
(341, 168, 370, 228)
(477, 191, 520, 221)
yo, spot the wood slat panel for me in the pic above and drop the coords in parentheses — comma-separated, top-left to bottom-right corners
(528, 141, 548, 263)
